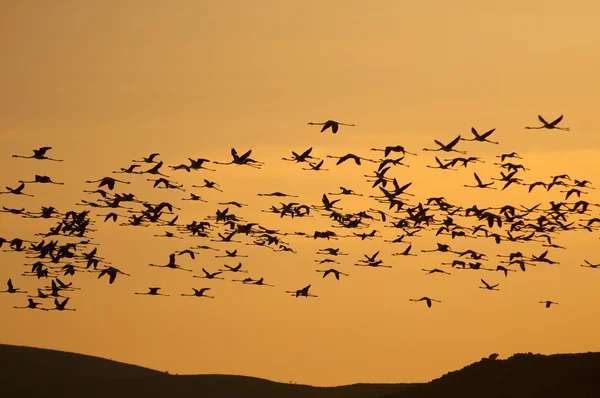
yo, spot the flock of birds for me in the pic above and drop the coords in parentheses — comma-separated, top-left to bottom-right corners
(1, 114, 597, 312)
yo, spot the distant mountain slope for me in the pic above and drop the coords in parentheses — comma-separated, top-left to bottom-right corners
(381, 352, 600, 398)
(0, 343, 162, 385)
(72, 374, 413, 398)
(0, 344, 412, 398)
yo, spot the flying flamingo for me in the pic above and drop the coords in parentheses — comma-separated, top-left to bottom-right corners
(461, 127, 499, 144)
(316, 268, 349, 280)
(132, 153, 160, 163)
(525, 115, 570, 131)
(135, 287, 169, 296)
(421, 268, 451, 275)
(540, 300, 559, 308)
(307, 120, 354, 134)
(286, 284, 318, 298)
(193, 268, 224, 280)
(479, 279, 500, 291)
(409, 297, 441, 308)
(19, 175, 64, 185)
(422, 136, 466, 154)
(371, 145, 417, 157)
(12, 147, 63, 161)
(13, 298, 46, 310)
(85, 177, 130, 191)
(49, 298, 76, 311)
(327, 153, 376, 166)
(181, 288, 214, 298)
(149, 253, 192, 271)
(302, 160, 329, 171)
(0, 182, 34, 197)
(1, 279, 27, 294)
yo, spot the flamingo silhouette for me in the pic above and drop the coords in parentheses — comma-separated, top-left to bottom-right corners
(409, 297, 441, 308)
(525, 115, 569, 131)
(307, 120, 354, 134)
(316, 268, 349, 280)
(13, 147, 63, 161)
(181, 288, 214, 298)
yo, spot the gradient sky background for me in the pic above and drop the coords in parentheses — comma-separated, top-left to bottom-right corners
(2, 0, 600, 386)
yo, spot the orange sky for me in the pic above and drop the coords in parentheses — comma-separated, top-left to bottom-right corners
(1, 0, 600, 386)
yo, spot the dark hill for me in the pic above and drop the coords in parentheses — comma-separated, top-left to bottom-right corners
(381, 352, 600, 398)
(5, 344, 600, 398)
(0, 343, 161, 385)
(0, 344, 412, 398)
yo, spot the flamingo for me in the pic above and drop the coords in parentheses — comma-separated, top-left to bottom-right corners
(421, 268, 451, 275)
(307, 120, 354, 134)
(409, 297, 441, 308)
(19, 175, 64, 184)
(327, 153, 376, 166)
(0, 182, 34, 197)
(461, 127, 499, 144)
(464, 173, 496, 189)
(391, 244, 417, 257)
(218, 263, 248, 273)
(149, 253, 192, 271)
(135, 288, 169, 296)
(497, 152, 521, 162)
(479, 279, 499, 291)
(248, 277, 274, 287)
(13, 147, 63, 161)
(14, 298, 46, 310)
(371, 145, 416, 157)
(525, 115, 570, 131)
(316, 269, 349, 280)
(422, 136, 466, 154)
(193, 268, 224, 280)
(539, 300, 559, 308)
(282, 147, 318, 162)
(581, 260, 600, 269)
(192, 179, 223, 192)
(286, 284, 318, 298)
(94, 266, 131, 284)
(1, 279, 26, 294)
(85, 177, 130, 191)
(181, 288, 214, 298)
(132, 153, 160, 163)
(214, 148, 264, 168)
(302, 159, 329, 171)
(51, 298, 76, 311)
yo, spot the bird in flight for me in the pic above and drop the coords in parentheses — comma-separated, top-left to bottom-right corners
(525, 115, 570, 131)
(461, 127, 499, 144)
(307, 120, 355, 134)
(409, 297, 441, 308)
(181, 288, 214, 298)
(422, 136, 466, 154)
(12, 147, 63, 161)
(135, 287, 169, 296)
(479, 279, 499, 291)
(539, 300, 559, 308)
(315, 268, 349, 280)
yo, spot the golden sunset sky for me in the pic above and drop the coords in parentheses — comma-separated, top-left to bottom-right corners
(1, 0, 600, 386)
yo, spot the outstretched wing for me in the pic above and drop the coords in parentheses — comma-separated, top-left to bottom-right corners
(481, 128, 496, 139)
(239, 149, 252, 161)
(550, 115, 564, 126)
(300, 147, 313, 158)
(446, 135, 461, 149)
